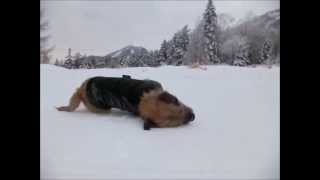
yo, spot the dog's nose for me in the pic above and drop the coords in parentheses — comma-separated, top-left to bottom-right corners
(189, 112, 195, 121)
(186, 112, 195, 122)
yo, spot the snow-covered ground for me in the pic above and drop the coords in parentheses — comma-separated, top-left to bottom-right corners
(41, 64, 279, 179)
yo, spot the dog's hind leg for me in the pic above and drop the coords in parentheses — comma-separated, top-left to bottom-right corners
(56, 88, 82, 112)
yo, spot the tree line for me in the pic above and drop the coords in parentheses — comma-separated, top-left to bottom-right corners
(46, 0, 280, 69)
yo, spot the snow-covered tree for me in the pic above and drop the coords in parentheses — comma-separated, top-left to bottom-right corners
(233, 36, 250, 66)
(165, 40, 175, 64)
(218, 13, 235, 31)
(54, 59, 60, 66)
(243, 11, 256, 22)
(203, 0, 220, 64)
(169, 25, 190, 65)
(74, 52, 82, 60)
(40, 9, 54, 64)
(91, 59, 97, 68)
(184, 18, 208, 65)
(63, 59, 74, 69)
(158, 40, 169, 65)
(119, 56, 129, 67)
(233, 47, 250, 66)
(220, 35, 238, 65)
(41, 48, 54, 64)
(63, 48, 76, 69)
(127, 54, 144, 67)
(260, 39, 273, 65)
(146, 50, 161, 67)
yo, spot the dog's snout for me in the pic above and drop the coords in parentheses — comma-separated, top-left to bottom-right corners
(189, 112, 195, 121)
(185, 111, 195, 123)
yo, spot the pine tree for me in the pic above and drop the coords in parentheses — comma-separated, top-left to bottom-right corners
(184, 19, 208, 65)
(233, 36, 250, 66)
(203, 0, 220, 64)
(170, 25, 190, 65)
(91, 59, 97, 68)
(233, 45, 250, 66)
(64, 59, 73, 69)
(145, 50, 160, 67)
(41, 49, 53, 64)
(40, 9, 54, 64)
(158, 40, 169, 65)
(127, 54, 144, 67)
(166, 40, 175, 65)
(260, 39, 272, 65)
(63, 48, 74, 69)
(54, 59, 59, 66)
(59, 60, 64, 66)
(74, 52, 82, 60)
(153, 50, 162, 67)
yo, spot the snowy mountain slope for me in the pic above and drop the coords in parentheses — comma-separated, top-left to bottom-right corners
(41, 64, 279, 179)
(247, 9, 279, 32)
(219, 9, 280, 32)
(106, 45, 149, 59)
(233, 9, 280, 34)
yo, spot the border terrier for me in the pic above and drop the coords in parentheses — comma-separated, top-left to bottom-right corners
(56, 75, 195, 130)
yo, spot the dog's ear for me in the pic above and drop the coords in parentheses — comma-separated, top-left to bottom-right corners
(158, 91, 179, 105)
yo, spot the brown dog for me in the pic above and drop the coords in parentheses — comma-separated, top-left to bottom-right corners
(56, 76, 195, 130)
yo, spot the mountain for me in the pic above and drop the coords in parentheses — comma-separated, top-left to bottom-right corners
(70, 45, 150, 68)
(246, 9, 279, 33)
(261, 9, 280, 30)
(106, 45, 149, 59)
(218, 9, 280, 65)
(103, 45, 150, 67)
(234, 9, 279, 29)
(234, 9, 280, 35)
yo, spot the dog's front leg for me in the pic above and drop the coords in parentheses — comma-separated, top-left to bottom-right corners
(143, 119, 157, 130)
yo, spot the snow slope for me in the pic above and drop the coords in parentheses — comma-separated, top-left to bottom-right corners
(41, 64, 279, 179)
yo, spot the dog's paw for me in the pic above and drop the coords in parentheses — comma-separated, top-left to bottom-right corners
(143, 122, 151, 130)
(56, 106, 70, 112)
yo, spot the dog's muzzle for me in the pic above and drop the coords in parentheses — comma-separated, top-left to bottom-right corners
(184, 111, 195, 124)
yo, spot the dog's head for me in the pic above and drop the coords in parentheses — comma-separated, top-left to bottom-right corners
(139, 90, 195, 128)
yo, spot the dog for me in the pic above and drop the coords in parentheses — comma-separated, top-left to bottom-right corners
(56, 75, 195, 130)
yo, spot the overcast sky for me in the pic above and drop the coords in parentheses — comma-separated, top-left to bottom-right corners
(41, 0, 279, 61)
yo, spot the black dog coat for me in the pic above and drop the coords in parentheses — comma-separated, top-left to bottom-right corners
(85, 75, 163, 115)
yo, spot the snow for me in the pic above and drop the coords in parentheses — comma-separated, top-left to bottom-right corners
(111, 50, 122, 58)
(41, 64, 279, 179)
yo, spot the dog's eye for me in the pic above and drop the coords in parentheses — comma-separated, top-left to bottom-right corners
(159, 92, 180, 105)
(173, 98, 179, 105)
